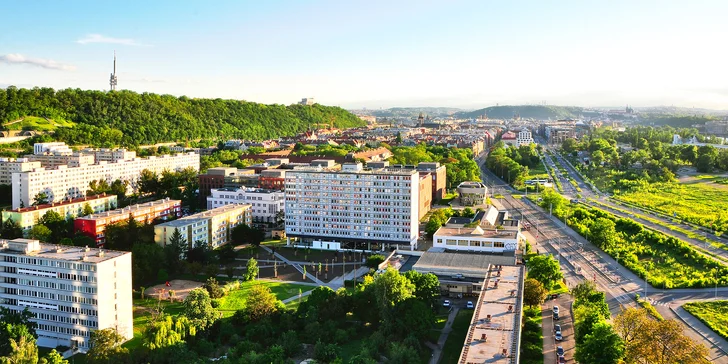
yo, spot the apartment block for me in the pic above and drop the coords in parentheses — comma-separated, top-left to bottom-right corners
(198, 167, 259, 204)
(0, 158, 41, 185)
(80, 148, 137, 163)
(11, 152, 199, 209)
(25, 152, 95, 168)
(0, 239, 133, 352)
(285, 162, 420, 250)
(2, 194, 118, 232)
(417, 162, 447, 201)
(75, 199, 181, 246)
(154, 204, 252, 250)
(207, 187, 284, 228)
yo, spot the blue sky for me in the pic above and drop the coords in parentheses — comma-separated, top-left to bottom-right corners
(1, 0, 727, 109)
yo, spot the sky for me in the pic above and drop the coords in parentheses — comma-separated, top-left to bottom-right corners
(1, 0, 727, 110)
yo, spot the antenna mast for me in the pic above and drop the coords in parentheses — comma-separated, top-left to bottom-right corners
(109, 51, 118, 91)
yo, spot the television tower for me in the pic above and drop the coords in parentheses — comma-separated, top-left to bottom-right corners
(109, 51, 118, 91)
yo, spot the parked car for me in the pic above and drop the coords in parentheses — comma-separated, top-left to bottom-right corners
(553, 306, 560, 315)
(556, 346, 564, 356)
(555, 331, 563, 341)
(553, 312, 560, 320)
(558, 355, 566, 363)
(443, 300, 451, 308)
(554, 324, 561, 333)
(466, 301, 474, 309)
(452, 273, 465, 280)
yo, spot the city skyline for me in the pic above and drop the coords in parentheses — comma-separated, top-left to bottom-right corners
(1, 0, 727, 109)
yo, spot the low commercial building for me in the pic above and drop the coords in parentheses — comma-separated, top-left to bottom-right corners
(2, 194, 118, 232)
(457, 181, 488, 206)
(0, 239, 133, 352)
(154, 204, 252, 250)
(74, 199, 181, 246)
(433, 206, 522, 253)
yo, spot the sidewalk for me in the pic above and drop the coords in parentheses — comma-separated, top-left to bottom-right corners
(670, 305, 728, 360)
(429, 307, 459, 364)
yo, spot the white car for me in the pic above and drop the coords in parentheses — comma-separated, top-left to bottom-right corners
(553, 305, 560, 315)
(466, 301, 474, 309)
(443, 300, 451, 307)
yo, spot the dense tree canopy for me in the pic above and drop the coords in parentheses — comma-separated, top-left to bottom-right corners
(0, 86, 365, 146)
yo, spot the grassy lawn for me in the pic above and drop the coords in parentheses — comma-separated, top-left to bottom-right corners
(441, 192, 458, 204)
(683, 300, 728, 341)
(549, 281, 569, 295)
(615, 182, 728, 232)
(3, 116, 75, 131)
(440, 310, 473, 363)
(528, 162, 549, 180)
(216, 281, 314, 317)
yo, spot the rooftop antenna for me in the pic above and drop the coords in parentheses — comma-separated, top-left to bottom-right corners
(109, 51, 118, 91)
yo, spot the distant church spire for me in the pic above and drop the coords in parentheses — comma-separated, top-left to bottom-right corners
(109, 51, 118, 91)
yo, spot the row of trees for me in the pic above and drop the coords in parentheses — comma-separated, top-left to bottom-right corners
(0, 86, 365, 147)
(485, 142, 530, 186)
(387, 143, 481, 189)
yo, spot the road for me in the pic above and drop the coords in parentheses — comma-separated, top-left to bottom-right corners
(478, 156, 728, 363)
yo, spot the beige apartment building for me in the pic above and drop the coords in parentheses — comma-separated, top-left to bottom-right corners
(154, 204, 252, 250)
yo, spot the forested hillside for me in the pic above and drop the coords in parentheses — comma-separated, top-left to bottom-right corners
(0, 86, 365, 146)
(455, 105, 582, 120)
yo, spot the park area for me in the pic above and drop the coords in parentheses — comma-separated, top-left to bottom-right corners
(127, 279, 314, 349)
(683, 300, 728, 341)
(615, 181, 728, 233)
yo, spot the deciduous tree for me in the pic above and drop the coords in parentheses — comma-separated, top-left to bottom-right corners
(523, 278, 548, 307)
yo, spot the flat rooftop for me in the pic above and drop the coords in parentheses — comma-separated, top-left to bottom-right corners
(435, 226, 519, 240)
(158, 204, 251, 227)
(0, 239, 128, 263)
(413, 251, 516, 277)
(6, 194, 116, 213)
(77, 198, 180, 221)
(459, 265, 524, 364)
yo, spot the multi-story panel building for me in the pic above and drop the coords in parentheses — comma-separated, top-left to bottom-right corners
(198, 167, 259, 205)
(80, 148, 137, 163)
(0, 158, 41, 185)
(285, 163, 420, 250)
(207, 187, 284, 228)
(154, 204, 252, 250)
(516, 129, 535, 146)
(11, 152, 199, 209)
(2, 194, 118, 232)
(25, 153, 95, 168)
(75, 199, 181, 246)
(34, 142, 72, 155)
(0, 239, 132, 352)
(258, 169, 286, 191)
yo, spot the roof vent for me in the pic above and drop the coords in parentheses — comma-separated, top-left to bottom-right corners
(82, 255, 89, 261)
(97, 250, 105, 257)
(84, 246, 90, 252)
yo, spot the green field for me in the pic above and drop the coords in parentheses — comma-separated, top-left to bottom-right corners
(126, 281, 314, 349)
(683, 301, 728, 341)
(3, 116, 74, 131)
(440, 310, 473, 363)
(615, 182, 728, 232)
(215, 281, 313, 317)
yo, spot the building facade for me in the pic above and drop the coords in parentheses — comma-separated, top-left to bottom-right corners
(154, 204, 252, 250)
(417, 162, 447, 201)
(285, 163, 420, 250)
(2, 194, 118, 232)
(516, 129, 534, 146)
(0, 158, 41, 185)
(12, 152, 199, 209)
(207, 187, 284, 228)
(0, 239, 133, 352)
(75, 199, 181, 246)
(198, 168, 259, 205)
(457, 181, 488, 206)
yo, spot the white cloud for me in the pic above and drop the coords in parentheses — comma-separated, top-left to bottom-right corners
(76, 34, 148, 46)
(0, 54, 76, 71)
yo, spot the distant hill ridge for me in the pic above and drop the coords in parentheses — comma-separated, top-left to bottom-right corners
(454, 105, 583, 120)
(0, 86, 365, 146)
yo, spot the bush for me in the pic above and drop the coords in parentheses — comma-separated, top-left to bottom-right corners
(204, 277, 225, 299)
(314, 340, 340, 363)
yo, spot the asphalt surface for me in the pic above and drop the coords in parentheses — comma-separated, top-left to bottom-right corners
(478, 152, 728, 363)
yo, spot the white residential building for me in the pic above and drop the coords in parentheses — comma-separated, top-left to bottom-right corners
(0, 158, 41, 185)
(207, 187, 284, 227)
(34, 142, 72, 155)
(516, 129, 535, 146)
(154, 204, 252, 250)
(284, 162, 420, 250)
(11, 152, 199, 209)
(0, 239, 133, 352)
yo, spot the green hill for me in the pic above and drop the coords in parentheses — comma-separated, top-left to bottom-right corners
(0, 86, 365, 146)
(454, 105, 583, 120)
(2, 116, 75, 131)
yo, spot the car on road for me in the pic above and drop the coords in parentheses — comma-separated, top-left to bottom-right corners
(558, 355, 566, 363)
(555, 331, 563, 341)
(466, 301, 474, 309)
(553, 311, 559, 320)
(554, 324, 561, 333)
(553, 306, 559, 315)
(556, 346, 564, 356)
(443, 300, 451, 308)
